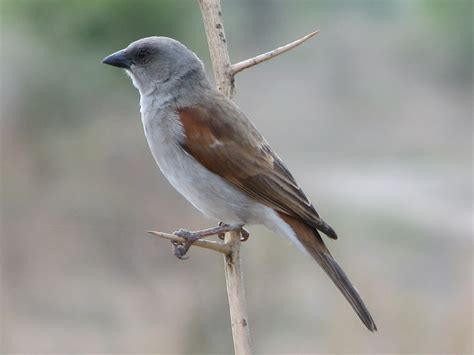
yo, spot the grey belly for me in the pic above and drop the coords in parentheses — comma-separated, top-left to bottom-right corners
(148, 136, 264, 224)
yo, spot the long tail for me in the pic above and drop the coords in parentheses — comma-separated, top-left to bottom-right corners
(278, 213, 377, 332)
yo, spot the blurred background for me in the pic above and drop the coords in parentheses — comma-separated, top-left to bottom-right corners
(0, 0, 472, 353)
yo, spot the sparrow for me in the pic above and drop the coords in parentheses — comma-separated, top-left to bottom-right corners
(102, 36, 377, 332)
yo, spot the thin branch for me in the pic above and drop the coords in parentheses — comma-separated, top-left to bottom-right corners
(230, 30, 320, 75)
(148, 230, 231, 255)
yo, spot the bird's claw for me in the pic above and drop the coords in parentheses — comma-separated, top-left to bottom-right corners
(171, 241, 190, 260)
(171, 229, 201, 260)
(173, 228, 196, 239)
(218, 222, 227, 240)
(218, 222, 250, 242)
(240, 227, 250, 241)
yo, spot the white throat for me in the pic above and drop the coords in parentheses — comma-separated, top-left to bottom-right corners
(126, 70, 159, 97)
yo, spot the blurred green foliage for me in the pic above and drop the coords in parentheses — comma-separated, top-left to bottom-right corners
(419, 0, 473, 85)
(0, 0, 205, 136)
(2, 0, 203, 50)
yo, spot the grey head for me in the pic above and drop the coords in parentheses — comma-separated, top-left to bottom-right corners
(102, 36, 209, 96)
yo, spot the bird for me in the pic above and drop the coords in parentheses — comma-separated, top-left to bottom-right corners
(102, 36, 377, 332)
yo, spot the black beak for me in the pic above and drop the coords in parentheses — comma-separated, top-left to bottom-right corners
(102, 50, 132, 69)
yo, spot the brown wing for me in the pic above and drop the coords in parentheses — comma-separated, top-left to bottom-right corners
(176, 96, 337, 239)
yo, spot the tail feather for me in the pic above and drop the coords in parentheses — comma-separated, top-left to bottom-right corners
(278, 212, 377, 332)
(311, 242, 377, 331)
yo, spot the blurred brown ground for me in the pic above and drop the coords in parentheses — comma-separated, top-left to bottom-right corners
(0, 0, 472, 353)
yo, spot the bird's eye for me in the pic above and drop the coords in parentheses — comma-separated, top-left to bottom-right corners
(136, 48, 150, 62)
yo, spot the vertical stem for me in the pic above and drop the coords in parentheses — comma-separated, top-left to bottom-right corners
(198, 0, 251, 353)
(198, 0, 235, 97)
(224, 231, 251, 355)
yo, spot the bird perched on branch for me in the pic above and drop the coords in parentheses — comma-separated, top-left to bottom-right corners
(103, 36, 377, 332)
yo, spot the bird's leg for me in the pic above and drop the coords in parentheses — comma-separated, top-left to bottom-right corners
(172, 223, 250, 259)
(218, 222, 250, 242)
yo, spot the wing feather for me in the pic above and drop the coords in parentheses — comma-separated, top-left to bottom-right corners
(177, 97, 337, 239)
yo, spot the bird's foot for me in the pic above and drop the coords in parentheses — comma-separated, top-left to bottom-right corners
(217, 222, 250, 242)
(171, 223, 250, 259)
(171, 229, 202, 260)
